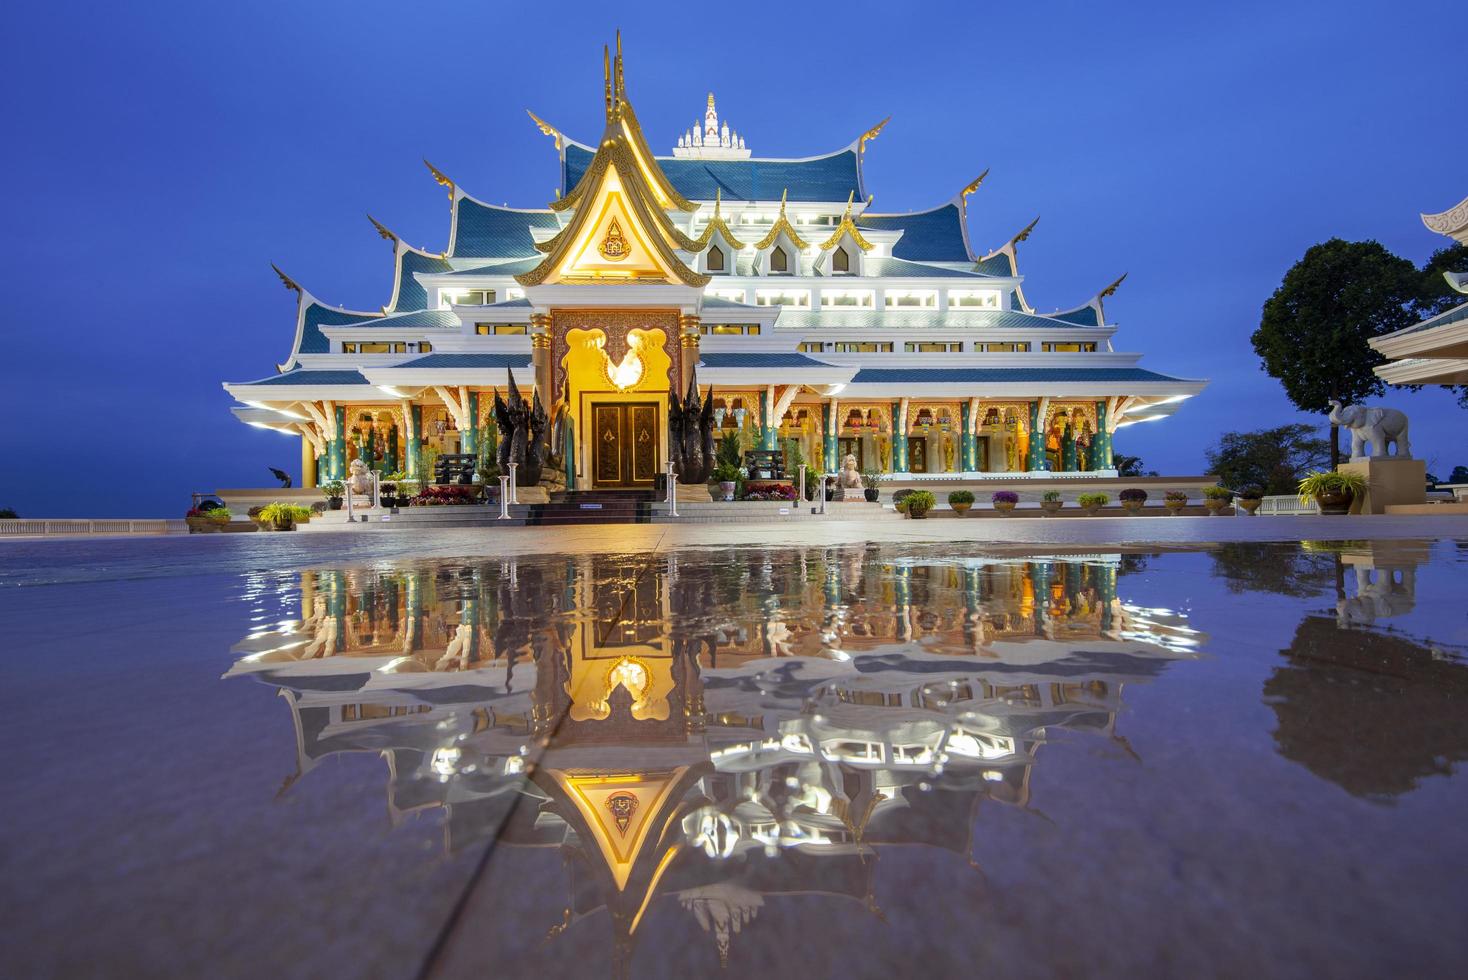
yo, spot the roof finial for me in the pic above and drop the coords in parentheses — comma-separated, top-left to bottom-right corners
(271, 263, 301, 294)
(959, 168, 990, 199)
(366, 213, 397, 244)
(839, 189, 855, 221)
(614, 30, 625, 103)
(423, 160, 455, 200)
(603, 44, 613, 120)
(778, 188, 788, 216)
(859, 116, 891, 153)
(1099, 272, 1128, 299)
(713, 186, 722, 218)
(1013, 215, 1040, 243)
(526, 110, 564, 152)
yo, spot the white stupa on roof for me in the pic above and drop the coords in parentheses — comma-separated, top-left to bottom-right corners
(673, 93, 750, 159)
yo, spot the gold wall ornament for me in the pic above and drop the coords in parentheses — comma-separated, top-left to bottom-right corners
(599, 217, 631, 260)
(604, 345, 645, 390)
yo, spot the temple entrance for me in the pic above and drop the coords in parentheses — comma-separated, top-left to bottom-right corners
(838, 437, 863, 472)
(591, 402, 660, 488)
(909, 437, 928, 473)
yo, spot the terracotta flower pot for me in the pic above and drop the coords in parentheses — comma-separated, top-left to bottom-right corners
(1039, 500, 1063, 516)
(1238, 498, 1261, 515)
(1121, 500, 1144, 514)
(1080, 505, 1101, 517)
(991, 501, 1014, 516)
(1164, 500, 1186, 515)
(1204, 498, 1228, 515)
(952, 502, 973, 515)
(908, 508, 929, 519)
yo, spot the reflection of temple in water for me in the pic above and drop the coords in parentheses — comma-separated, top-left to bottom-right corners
(227, 549, 1201, 970)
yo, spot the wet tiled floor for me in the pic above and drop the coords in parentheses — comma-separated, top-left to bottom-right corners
(3, 536, 1467, 978)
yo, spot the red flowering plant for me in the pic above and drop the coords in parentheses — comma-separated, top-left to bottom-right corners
(741, 484, 798, 502)
(409, 485, 481, 506)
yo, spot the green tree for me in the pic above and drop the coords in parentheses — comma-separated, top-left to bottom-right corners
(1416, 244, 1468, 317)
(1450, 465, 1468, 485)
(1204, 425, 1331, 495)
(1112, 453, 1152, 477)
(1252, 239, 1420, 466)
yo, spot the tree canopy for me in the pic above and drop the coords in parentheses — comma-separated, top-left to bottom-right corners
(1204, 424, 1331, 495)
(1417, 244, 1468, 317)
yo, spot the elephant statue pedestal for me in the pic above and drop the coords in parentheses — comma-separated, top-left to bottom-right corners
(1336, 458, 1425, 515)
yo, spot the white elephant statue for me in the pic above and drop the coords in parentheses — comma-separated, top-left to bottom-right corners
(1336, 565, 1416, 625)
(1327, 400, 1411, 459)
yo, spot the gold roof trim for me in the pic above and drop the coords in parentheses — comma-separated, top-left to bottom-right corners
(752, 189, 810, 251)
(691, 189, 747, 251)
(366, 213, 397, 244)
(1098, 271, 1128, 299)
(526, 109, 565, 152)
(422, 159, 455, 201)
(271, 263, 301, 294)
(858, 115, 891, 154)
(959, 168, 990, 199)
(817, 191, 874, 253)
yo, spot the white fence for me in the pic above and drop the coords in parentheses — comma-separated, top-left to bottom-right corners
(0, 519, 185, 537)
(1254, 495, 1319, 516)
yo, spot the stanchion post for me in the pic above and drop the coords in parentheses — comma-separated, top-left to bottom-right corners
(497, 476, 511, 520)
(508, 463, 520, 504)
(666, 462, 679, 518)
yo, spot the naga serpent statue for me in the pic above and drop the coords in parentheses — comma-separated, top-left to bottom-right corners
(493, 370, 549, 486)
(667, 368, 716, 485)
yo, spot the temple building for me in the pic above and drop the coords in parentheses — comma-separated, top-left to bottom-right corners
(224, 36, 1205, 489)
(1370, 194, 1468, 390)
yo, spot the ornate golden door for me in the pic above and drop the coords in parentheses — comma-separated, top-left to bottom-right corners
(592, 403, 659, 488)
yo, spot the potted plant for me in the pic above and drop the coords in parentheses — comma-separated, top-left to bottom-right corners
(804, 465, 822, 501)
(1237, 486, 1264, 516)
(1077, 492, 1109, 516)
(322, 480, 345, 510)
(948, 489, 976, 515)
(893, 488, 913, 514)
(260, 502, 310, 531)
(1163, 490, 1188, 515)
(1298, 470, 1366, 516)
(1039, 490, 1063, 516)
(905, 490, 936, 519)
(185, 505, 231, 533)
(1118, 488, 1147, 514)
(989, 490, 1016, 515)
(860, 469, 883, 503)
(712, 463, 741, 501)
(1202, 486, 1233, 515)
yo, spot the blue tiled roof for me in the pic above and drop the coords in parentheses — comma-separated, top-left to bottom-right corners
(351, 309, 460, 329)
(235, 369, 371, 387)
(700, 296, 764, 310)
(451, 198, 559, 258)
(563, 144, 861, 203)
(1051, 306, 1101, 327)
(858, 203, 971, 262)
(299, 303, 380, 355)
(699, 352, 836, 368)
(849, 367, 1186, 385)
(864, 257, 987, 279)
(447, 259, 543, 278)
(390, 249, 452, 312)
(388, 353, 533, 370)
(974, 252, 1015, 277)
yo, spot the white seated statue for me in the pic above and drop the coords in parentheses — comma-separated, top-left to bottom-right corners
(347, 458, 375, 501)
(837, 453, 866, 500)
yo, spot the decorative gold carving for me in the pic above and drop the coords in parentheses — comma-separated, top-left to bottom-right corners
(554, 310, 681, 396)
(422, 159, 455, 200)
(531, 334, 551, 350)
(752, 189, 810, 251)
(526, 109, 564, 152)
(858, 116, 890, 153)
(1099, 272, 1127, 299)
(690, 189, 747, 251)
(959, 169, 990, 199)
(366, 213, 397, 243)
(1012, 215, 1040, 244)
(817, 191, 874, 253)
(598, 218, 630, 260)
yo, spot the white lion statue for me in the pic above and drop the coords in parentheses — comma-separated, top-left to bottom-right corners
(347, 457, 374, 495)
(837, 453, 863, 488)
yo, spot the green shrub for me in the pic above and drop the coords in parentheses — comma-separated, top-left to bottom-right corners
(1041, 490, 1062, 503)
(1297, 470, 1365, 502)
(1164, 490, 1189, 503)
(947, 489, 975, 505)
(905, 490, 937, 515)
(1202, 485, 1234, 501)
(861, 469, 884, 490)
(322, 480, 345, 499)
(259, 502, 311, 525)
(712, 462, 742, 483)
(1077, 492, 1109, 508)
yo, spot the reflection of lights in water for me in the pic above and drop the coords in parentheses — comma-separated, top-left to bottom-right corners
(503, 756, 525, 775)
(431, 747, 461, 779)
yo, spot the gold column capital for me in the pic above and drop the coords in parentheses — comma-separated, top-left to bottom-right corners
(531, 334, 551, 349)
(529, 312, 552, 328)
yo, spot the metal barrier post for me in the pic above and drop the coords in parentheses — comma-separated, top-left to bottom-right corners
(666, 463, 679, 518)
(508, 463, 520, 504)
(798, 468, 806, 509)
(497, 476, 511, 520)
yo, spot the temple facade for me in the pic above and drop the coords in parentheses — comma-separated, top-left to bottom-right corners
(224, 36, 1205, 490)
(1370, 194, 1468, 390)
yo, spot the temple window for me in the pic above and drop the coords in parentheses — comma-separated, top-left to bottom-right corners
(705, 287, 747, 303)
(831, 247, 850, 274)
(707, 245, 726, 273)
(820, 289, 874, 308)
(834, 341, 893, 353)
(799, 341, 828, 352)
(342, 341, 410, 354)
(885, 289, 937, 308)
(769, 246, 790, 273)
(904, 342, 963, 352)
(754, 288, 810, 308)
(1042, 342, 1097, 352)
(475, 323, 529, 335)
(980, 342, 1030, 352)
(441, 288, 495, 307)
(705, 324, 760, 335)
(506, 287, 526, 300)
(419, 342, 433, 353)
(949, 289, 1001, 309)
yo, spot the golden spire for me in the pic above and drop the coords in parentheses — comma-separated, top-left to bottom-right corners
(603, 44, 613, 120)
(366, 213, 397, 243)
(526, 110, 564, 152)
(753, 189, 810, 251)
(817, 190, 874, 253)
(858, 116, 891, 154)
(959, 168, 990, 199)
(615, 30, 625, 102)
(271, 263, 301, 294)
(692, 187, 747, 251)
(1012, 214, 1040, 243)
(1099, 272, 1128, 299)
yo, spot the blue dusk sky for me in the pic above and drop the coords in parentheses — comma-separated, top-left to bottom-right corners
(1, 1, 1463, 517)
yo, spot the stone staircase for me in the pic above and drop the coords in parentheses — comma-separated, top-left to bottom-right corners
(526, 489, 655, 526)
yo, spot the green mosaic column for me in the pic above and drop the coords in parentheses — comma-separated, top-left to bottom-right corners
(960, 403, 976, 471)
(1026, 401, 1044, 471)
(462, 392, 479, 455)
(759, 392, 776, 450)
(891, 402, 908, 471)
(405, 570, 422, 652)
(326, 569, 345, 656)
(822, 402, 838, 473)
(407, 404, 423, 479)
(1062, 424, 1078, 472)
(387, 425, 399, 473)
(1098, 562, 1117, 632)
(329, 405, 347, 481)
(1094, 400, 1113, 469)
(1030, 560, 1050, 632)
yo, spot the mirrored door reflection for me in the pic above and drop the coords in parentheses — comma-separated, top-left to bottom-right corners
(226, 549, 1206, 967)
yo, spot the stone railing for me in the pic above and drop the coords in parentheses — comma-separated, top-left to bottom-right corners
(0, 519, 186, 537)
(1255, 495, 1319, 516)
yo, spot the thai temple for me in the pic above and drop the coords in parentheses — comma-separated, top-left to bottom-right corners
(1371, 194, 1468, 391)
(227, 549, 1202, 969)
(224, 36, 1205, 490)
